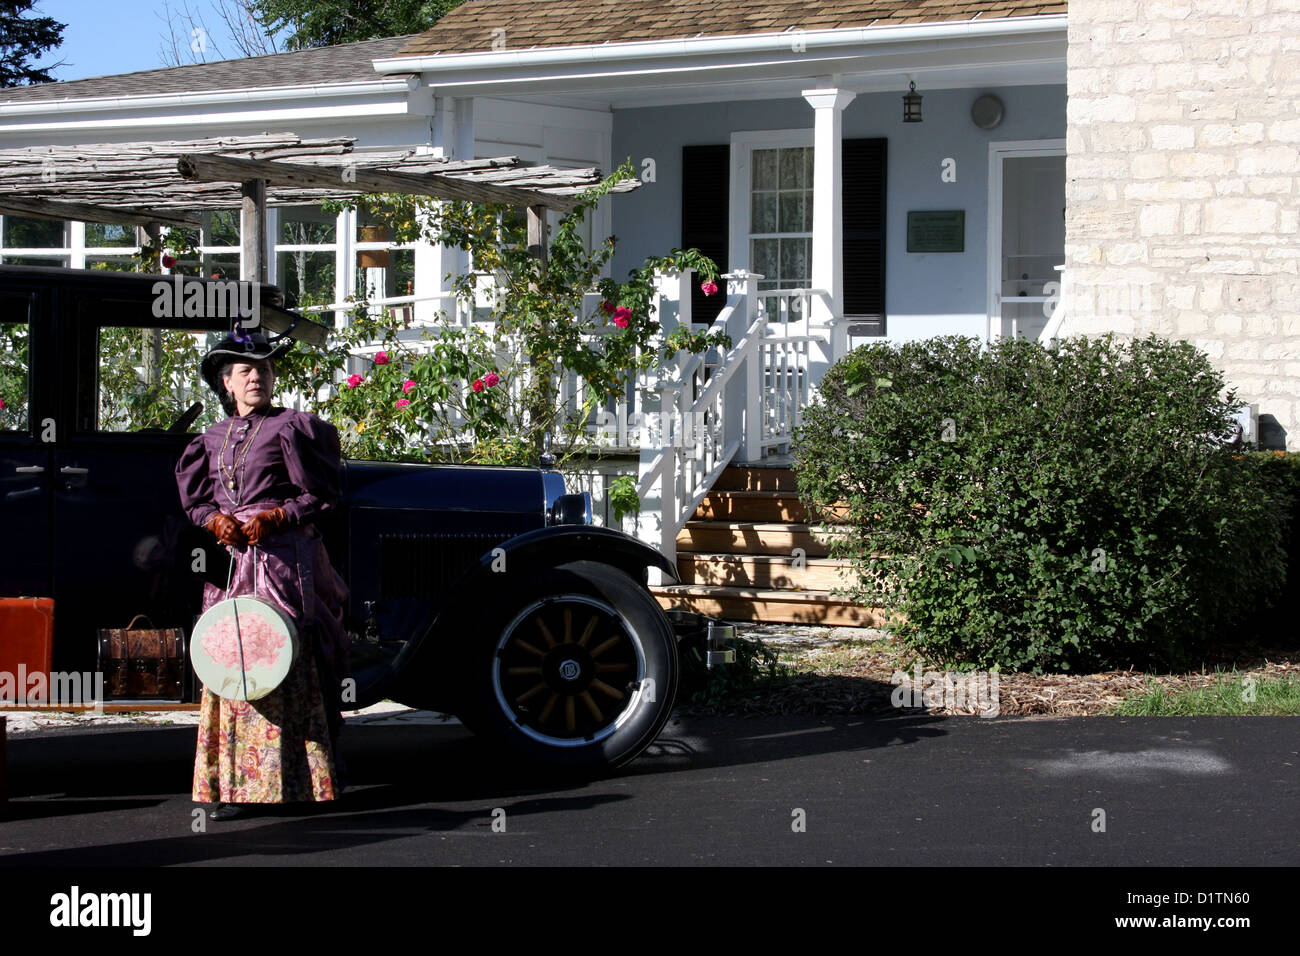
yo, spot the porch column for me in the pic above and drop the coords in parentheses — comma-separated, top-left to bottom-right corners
(423, 96, 475, 325)
(802, 88, 855, 368)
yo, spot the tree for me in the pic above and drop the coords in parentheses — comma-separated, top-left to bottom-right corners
(251, 0, 467, 50)
(0, 0, 66, 87)
(157, 0, 283, 66)
(158, 0, 466, 66)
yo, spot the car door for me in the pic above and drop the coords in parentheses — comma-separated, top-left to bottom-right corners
(49, 281, 226, 672)
(0, 283, 54, 600)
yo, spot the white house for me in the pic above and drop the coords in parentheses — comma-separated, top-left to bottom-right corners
(2, 0, 1293, 621)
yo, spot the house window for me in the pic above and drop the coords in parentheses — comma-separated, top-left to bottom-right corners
(0, 312, 30, 432)
(750, 146, 814, 312)
(0, 215, 71, 266)
(689, 133, 886, 332)
(728, 130, 815, 323)
(276, 205, 337, 308)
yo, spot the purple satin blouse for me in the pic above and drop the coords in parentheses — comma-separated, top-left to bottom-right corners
(175, 405, 342, 526)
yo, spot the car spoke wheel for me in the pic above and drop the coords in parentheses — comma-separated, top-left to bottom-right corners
(468, 561, 678, 771)
(494, 594, 643, 746)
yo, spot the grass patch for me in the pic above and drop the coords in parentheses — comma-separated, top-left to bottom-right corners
(1110, 672, 1300, 716)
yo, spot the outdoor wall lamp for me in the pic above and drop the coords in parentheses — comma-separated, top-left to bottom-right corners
(903, 81, 923, 123)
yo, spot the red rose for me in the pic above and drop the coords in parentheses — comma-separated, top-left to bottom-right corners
(472, 378, 485, 393)
(161, 254, 177, 269)
(602, 300, 616, 314)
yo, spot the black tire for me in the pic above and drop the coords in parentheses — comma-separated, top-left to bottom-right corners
(463, 560, 678, 771)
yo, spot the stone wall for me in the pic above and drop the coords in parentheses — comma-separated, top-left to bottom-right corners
(1061, 0, 1300, 449)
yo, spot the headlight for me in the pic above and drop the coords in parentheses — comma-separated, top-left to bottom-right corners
(549, 492, 592, 526)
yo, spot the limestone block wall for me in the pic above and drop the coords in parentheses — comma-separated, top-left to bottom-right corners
(1061, 0, 1300, 449)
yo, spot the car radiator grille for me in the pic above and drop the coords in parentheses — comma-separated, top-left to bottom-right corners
(378, 533, 511, 601)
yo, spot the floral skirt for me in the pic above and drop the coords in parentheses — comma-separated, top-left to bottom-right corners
(192, 643, 339, 804)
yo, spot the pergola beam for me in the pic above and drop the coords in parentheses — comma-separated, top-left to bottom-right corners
(240, 178, 267, 283)
(0, 195, 200, 229)
(177, 152, 581, 212)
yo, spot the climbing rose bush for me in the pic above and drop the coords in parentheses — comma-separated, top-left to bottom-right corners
(291, 162, 726, 466)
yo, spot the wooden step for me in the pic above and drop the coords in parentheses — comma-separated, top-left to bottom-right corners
(676, 552, 854, 591)
(713, 466, 798, 492)
(653, 585, 886, 627)
(695, 490, 810, 523)
(676, 521, 836, 557)
(694, 490, 851, 523)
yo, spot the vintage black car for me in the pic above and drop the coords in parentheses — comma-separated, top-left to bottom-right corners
(0, 264, 717, 771)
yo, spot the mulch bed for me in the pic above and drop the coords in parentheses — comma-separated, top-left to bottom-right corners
(679, 624, 1300, 717)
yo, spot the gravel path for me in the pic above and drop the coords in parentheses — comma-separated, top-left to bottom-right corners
(691, 622, 1300, 717)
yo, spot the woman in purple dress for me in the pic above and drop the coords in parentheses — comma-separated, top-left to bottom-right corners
(175, 331, 349, 820)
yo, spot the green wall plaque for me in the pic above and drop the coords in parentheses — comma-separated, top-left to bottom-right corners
(907, 210, 965, 253)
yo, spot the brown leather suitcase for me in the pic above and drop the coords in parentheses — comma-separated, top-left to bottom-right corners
(96, 615, 189, 701)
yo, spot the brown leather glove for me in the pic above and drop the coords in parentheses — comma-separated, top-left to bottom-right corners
(205, 513, 248, 547)
(241, 507, 290, 546)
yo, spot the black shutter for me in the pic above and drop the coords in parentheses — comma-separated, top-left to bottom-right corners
(681, 144, 730, 325)
(843, 138, 887, 335)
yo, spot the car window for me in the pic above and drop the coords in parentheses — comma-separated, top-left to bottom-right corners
(0, 305, 30, 433)
(96, 324, 224, 433)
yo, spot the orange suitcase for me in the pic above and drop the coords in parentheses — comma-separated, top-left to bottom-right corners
(0, 597, 55, 705)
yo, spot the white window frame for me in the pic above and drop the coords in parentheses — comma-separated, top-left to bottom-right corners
(728, 128, 814, 287)
(986, 138, 1066, 342)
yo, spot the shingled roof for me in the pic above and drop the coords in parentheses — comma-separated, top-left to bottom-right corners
(394, 0, 1067, 57)
(0, 35, 417, 104)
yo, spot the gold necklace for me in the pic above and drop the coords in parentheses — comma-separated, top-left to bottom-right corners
(218, 414, 266, 499)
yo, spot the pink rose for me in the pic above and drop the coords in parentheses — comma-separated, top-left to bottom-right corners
(613, 315, 629, 329)
(471, 378, 485, 393)
(161, 253, 177, 269)
(701, 280, 718, 297)
(374, 351, 390, 365)
(346, 374, 363, 388)
(602, 300, 616, 314)
(402, 379, 416, 393)
(0, 398, 6, 411)
(395, 398, 411, 409)
(484, 372, 500, 388)
(614, 306, 632, 322)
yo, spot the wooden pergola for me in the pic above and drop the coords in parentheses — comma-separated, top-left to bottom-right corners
(0, 132, 639, 282)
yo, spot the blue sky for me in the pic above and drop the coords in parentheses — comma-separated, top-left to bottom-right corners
(31, 0, 290, 81)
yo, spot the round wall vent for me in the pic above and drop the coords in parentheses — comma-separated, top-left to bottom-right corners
(971, 94, 1005, 130)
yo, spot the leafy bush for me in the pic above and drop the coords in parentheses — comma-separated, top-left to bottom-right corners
(794, 334, 1289, 673)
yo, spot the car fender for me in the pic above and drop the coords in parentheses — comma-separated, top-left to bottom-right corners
(382, 526, 676, 710)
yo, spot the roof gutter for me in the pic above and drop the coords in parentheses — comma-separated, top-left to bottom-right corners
(371, 14, 1067, 75)
(0, 76, 419, 116)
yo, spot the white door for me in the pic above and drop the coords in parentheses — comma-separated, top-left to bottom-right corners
(988, 142, 1066, 342)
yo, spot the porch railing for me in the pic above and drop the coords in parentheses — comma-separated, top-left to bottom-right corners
(289, 270, 831, 563)
(633, 271, 827, 571)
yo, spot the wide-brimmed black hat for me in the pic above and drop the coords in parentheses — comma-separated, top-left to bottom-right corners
(200, 331, 293, 416)
(200, 331, 293, 396)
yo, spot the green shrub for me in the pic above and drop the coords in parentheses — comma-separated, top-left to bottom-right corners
(794, 334, 1289, 673)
